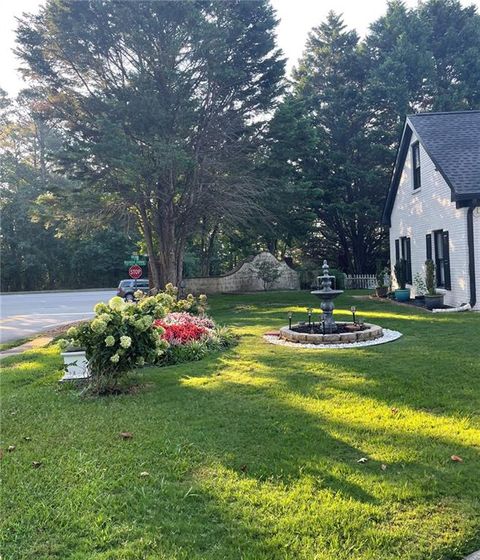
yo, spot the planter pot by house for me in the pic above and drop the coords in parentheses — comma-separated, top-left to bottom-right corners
(394, 288, 411, 302)
(60, 350, 89, 381)
(424, 293, 444, 310)
(375, 286, 388, 298)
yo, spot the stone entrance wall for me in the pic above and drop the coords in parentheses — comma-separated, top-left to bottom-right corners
(183, 252, 300, 294)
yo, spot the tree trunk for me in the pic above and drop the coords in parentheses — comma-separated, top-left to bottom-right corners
(138, 199, 185, 289)
(156, 225, 183, 288)
(200, 223, 218, 276)
(137, 204, 161, 289)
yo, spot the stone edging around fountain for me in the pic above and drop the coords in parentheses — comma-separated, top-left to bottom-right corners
(264, 328, 402, 349)
(279, 322, 383, 345)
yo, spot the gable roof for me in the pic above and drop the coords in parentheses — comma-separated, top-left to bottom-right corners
(382, 110, 480, 225)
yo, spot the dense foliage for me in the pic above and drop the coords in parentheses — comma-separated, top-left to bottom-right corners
(261, 1, 480, 273)
(14, 0, 285, 287)
(59, 294, 170, 393)
(154, 311, 238, 364)
(59, 284, 234, 393)
(0, 90, 139, 291)
(2, 0, 480, 290)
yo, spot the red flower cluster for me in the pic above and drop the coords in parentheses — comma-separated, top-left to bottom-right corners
(153, 320, 207, 344)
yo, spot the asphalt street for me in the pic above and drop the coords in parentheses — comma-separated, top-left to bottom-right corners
(0, 289, 117, 343)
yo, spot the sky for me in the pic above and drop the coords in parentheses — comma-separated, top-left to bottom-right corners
(2, 0, 480, 96)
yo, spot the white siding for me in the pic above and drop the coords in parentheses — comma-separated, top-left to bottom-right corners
(389, 129, 476, 308)
(474, 209, 480, 310)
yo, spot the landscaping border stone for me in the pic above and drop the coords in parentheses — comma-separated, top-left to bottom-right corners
(264, 328, 402, 349)
(278, 322, 383, 345)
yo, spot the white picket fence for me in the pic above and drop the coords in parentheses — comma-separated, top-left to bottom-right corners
(345, 274, 377, 290)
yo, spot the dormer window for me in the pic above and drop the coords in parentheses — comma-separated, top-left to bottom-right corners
(412, 141, 421, 189)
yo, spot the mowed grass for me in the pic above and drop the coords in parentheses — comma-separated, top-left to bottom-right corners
(1, 291, 479, 560)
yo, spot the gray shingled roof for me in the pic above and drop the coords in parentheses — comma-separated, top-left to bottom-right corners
(408, 110, 480, 198)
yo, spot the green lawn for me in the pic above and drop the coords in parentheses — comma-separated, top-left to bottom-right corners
(1, 291, 479, 560)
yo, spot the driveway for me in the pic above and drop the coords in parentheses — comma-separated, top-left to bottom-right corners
(0, 290, 116, 343)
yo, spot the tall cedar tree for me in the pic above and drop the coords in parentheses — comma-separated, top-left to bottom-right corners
(15, 0, 284, 287)
(293, 12, 387, 273)
(264, 1, 480, 273)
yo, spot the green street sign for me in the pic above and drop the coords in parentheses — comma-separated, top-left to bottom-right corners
(124, 254, 147, 266)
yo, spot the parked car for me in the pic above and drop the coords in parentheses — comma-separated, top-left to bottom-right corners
(117, 279, 150, 301)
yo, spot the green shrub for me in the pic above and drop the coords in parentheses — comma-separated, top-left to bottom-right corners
(252, 261, 282, 290)
(59, 286, 209, 394)
(329, 268, 346, 290)
(375, 263, 388, 288)
(59, 296, 169, 394)
(160, 326, 238, 366)
(425, 259, 436, 295)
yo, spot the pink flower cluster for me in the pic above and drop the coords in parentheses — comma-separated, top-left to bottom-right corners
(153, 312, 215, 346)
(161, 312, 215, 330)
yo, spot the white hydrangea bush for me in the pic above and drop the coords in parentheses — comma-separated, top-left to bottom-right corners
(58, 286, 211, 393)
(58, 295, 169, 392)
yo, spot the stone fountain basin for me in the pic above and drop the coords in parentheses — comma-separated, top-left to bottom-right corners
(279, 322, 383, 344)
(310, 290, 344, 298)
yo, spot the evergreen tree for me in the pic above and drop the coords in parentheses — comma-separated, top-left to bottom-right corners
(266, 13, 387, 273)
(265, 1, 480, 273)
(418, 0, 480, 110)
(15, 0, 285, 287)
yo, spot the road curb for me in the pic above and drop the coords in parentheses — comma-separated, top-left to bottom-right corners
(464, 551, 480, 560)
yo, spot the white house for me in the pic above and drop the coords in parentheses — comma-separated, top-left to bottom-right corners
(382, 110, 480, 310)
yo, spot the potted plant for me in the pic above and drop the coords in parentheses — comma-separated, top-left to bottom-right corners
(413, 272, 427, 302)
(393, 259, 410, 301)
(375, 264, 388, 298)
(424, 259, 444, 310)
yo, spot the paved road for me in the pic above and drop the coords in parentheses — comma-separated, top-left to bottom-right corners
(0, 290, 117, 343)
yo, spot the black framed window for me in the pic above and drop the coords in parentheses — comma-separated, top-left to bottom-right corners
(395, 236, 412, 284)
(412, 142, 421, 189)
(433, 230, 451, 290)
(426, 233, 432, 261)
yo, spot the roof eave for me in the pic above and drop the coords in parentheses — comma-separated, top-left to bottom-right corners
(382, 120, 412, 227)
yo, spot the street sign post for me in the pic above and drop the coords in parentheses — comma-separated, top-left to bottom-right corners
(128, 265, 143, 279)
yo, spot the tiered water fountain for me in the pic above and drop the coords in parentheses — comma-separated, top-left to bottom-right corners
(279, 260, 384, 345)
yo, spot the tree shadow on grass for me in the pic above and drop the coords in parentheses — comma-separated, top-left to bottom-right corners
(4, 291, 479, 559)
(90, 298, 480, 558)
(3, 341, 479, 559)
(109, 358, 479, 559)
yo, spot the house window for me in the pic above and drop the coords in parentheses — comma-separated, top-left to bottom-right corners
(395, 236, 412, 284)
(433, 230, 451, 290)
(412, 142, 421, 190)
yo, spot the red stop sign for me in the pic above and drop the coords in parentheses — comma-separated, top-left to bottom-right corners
(128, 265, 143, 279)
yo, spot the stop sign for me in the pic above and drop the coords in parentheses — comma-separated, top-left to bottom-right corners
(128, 265, 143, 279)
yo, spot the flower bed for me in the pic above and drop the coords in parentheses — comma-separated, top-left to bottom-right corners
(154, 311, 236, 365)
(153, 312, 215, 345)
(156, 321, 208, 344)
(59, 284, 236, 393)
